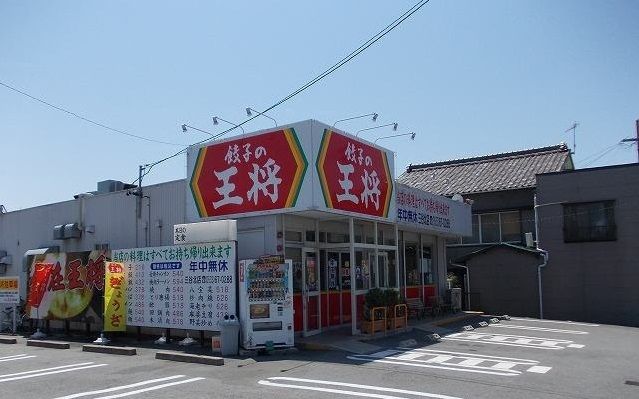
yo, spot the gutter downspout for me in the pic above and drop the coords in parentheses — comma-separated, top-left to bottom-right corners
(534, 194, 548, 319)
(450, 262, 470, 310)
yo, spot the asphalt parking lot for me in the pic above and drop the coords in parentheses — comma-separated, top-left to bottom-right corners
(1, 316, 638, 399)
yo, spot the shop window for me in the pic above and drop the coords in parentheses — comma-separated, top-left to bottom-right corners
(405, 243, 419, 286)
(327, 232, 349, 243)
(286, 247, 303, 293)
(378, 224, 396, 246)
(421, 247, 433, 284)
(387, 251, 397, 288)
(500, 211, 521, 242)
(94, 243, 109, 251)
(285, 230, 302, 243)
(305, 230, 316, 243)
(355, 251, 371, 290)
(563, 201, 616, 242)
(340, 253, 351, 290)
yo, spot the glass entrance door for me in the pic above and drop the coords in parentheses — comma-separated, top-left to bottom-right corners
(302, 249, 321, 336)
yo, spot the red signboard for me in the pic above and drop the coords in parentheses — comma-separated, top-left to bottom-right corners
(316, 129, 393, 218)
(190, 128, 308, 218)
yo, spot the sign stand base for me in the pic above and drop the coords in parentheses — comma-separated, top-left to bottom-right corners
(93, 332, 110, 345)
(154, 333, 168, 345)
(30, 329, 47, 340)
(178, 333, 196, 346)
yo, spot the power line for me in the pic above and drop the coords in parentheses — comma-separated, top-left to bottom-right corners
(0, 80, 187, 147)
(133, 0, 431, 184)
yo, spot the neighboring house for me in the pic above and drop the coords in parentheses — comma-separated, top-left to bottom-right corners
(399, 144, 573, 259)
(535, 163, 639, 327)
(398, 143, 573, 311)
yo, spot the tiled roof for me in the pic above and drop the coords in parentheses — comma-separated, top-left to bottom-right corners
(398, 144, 573, 196)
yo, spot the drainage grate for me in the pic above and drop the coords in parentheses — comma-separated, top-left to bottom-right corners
(626, 380, 639, 386)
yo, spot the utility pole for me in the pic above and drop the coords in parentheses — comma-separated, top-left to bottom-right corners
(565, 122, 578, 155)
(620, 119, 639, 162)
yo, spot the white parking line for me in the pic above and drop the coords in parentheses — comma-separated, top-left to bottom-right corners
(509, 318, 599, 327)
(490, 324, 589, 335)
(0, 354, 37, 362)
(442, 332, 585, 350)
(348, 348, 551, 377)
(259, 377, 464, 399)
(53, 375, 188, 399)
(92, 377, 205, 399)
(0, 362, 107, 383)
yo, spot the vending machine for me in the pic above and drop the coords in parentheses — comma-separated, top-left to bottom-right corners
(238, 256, 294, 349)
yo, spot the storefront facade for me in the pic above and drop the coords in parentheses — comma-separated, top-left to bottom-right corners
(187, 119, 471, 335)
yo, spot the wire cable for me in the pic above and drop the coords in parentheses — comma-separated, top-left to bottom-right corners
(132, 0, 431, 184)
(0, 81, 187, 146)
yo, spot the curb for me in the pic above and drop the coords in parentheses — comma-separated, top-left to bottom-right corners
(432, 311, 484, 327)
(26, 340, 70, 349)
(155, 351, 224, 366)
(0, 337, 18, 344)
(82, 345, 137, 356)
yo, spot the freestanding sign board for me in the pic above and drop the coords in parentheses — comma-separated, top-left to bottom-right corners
(0, 277, 19, 304)
(112, 242, 236, 331)
(186, 120, 396, 222)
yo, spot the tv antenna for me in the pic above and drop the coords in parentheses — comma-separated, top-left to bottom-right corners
(565, 122, 578, 155)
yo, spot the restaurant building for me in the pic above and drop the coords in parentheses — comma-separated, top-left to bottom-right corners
(0, 119, 471, 337)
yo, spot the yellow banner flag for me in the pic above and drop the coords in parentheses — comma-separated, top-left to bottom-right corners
(104, 262, 126, 332)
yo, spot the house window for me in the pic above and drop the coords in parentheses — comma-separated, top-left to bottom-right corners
(563, 201, 616, 242)
(480, 213, 500, 243)
(500, 211, 521, 242)
(458, 210, 524, 244)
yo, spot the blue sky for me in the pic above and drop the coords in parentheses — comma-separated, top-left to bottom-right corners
(1, 1, 637, 210)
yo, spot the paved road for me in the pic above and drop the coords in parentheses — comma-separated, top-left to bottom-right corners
(1, 316, 638, 398)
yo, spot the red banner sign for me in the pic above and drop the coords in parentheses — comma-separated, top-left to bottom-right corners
(316, 129, 393, 218)
(190, 128, 308, 218)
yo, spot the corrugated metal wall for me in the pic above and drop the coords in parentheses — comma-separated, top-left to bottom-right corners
(0, 179, 186, 297)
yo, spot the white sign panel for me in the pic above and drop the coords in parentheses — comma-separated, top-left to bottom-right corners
(395, 183, 472, 237)
(111, 242, 236, 331)
(0, 276, 20, 304)
(174, 220, 237, 245)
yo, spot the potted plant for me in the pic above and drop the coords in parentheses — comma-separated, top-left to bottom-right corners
(362, 288, 387, 335)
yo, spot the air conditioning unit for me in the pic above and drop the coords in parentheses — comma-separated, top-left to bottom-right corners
(53, 223, 83, 240)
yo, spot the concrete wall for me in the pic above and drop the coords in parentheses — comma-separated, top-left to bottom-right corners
(465, 247, 541, 317)
(537, 164, 639, 326)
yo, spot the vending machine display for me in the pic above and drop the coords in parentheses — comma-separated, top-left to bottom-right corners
(238, 256, 294, 349)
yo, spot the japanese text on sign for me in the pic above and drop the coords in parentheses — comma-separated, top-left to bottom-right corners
(104, 262, 126, 332)
(0, 277, 20, 304)
(111, 242, 236, 332)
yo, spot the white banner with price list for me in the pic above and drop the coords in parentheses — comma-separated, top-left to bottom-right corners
(111, 242, 236, 332)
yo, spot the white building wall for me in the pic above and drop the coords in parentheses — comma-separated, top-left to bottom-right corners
(0, 179, 186, 298)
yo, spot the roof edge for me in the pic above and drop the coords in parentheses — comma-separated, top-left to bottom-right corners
(407, 143, 570, 172)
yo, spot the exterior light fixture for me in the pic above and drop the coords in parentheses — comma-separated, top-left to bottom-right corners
(332, 112, 379, 128)
(374, 132, 416, 144)
(181, 123, 215, 137)
(356, 122, 399, 137)
(212, 115, 245, 135)
(246, 107, 278, 127)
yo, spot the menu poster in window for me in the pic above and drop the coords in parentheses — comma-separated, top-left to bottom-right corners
(111, 242, 236, 332)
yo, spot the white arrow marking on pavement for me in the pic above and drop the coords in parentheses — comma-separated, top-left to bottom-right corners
(259, 377, 464, 399)
(509, 318, 599, 327)
(0, 362, 107, 383)
(442, 332, 584, 350)
(93, 377, 205, 399)
(52, 375, 188, 399)
(0, 354, 37, 362)
(490, 324, 588, 334)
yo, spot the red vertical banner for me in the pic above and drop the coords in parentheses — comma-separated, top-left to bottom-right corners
(27, 263, 53, 309)
(104, 262, 126, 332)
